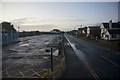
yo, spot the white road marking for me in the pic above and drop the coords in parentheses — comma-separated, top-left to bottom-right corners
(101, 56, 120, 68)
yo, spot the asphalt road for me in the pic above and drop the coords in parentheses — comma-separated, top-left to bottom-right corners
(2, 34, 60, 78)
(64, 33, 120, 80)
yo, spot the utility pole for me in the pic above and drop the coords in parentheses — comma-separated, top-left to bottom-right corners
(51, 48, 53, 71)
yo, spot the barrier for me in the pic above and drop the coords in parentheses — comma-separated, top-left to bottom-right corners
(2, 31, 19, 45)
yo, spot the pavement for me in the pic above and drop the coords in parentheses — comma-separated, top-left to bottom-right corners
(62, 33, 120, 80)
(2, 34, 61, 78)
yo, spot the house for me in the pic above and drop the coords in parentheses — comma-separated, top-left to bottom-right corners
(78, 28, 83, 34)
(2, 22, 19, 45)
(100, 20, 120, 40)
(82, 27, 87, 35)
(78, 27, 87, 35)
(51, 29, 60, 33)
(87, 26, 100, 39)
(71, 30, 78, 34)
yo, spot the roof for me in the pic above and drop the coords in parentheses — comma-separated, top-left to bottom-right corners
(72, 30, 78, 31)
(88, 26, 100, 28)
(78, 28, 84, 30)
(103, 23, 120, 28)
(108, 29, 120, 34)
(78, 27, 87, 30)
(88, 26, 100, 30)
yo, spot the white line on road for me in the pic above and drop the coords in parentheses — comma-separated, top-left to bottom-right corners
(101, 56, 120, 68)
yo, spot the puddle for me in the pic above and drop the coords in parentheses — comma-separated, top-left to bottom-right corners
(43, 57, 49, 59)
(70, 42, 86, 60)
(20, 44, 29, 46)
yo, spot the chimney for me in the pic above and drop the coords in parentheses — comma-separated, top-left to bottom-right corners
(109, 20, 112, 29)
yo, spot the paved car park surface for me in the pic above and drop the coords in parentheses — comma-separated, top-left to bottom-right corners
(2, 34, 60, 78)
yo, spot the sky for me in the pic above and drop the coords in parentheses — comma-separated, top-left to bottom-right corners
(1, 2, 119, 31)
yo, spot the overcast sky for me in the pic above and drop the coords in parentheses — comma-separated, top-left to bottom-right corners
(1, 2, 119, 31)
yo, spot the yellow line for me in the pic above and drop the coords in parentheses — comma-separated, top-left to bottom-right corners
(83, 60, 100, 80)
(3, 49, 37, 72)
(18, 69, 25, 77)
(8, 76, 38, 78)
(34, 56, 38, 60)
(26, 73, 36, 77)
(89, 65, 100, 80)
(41, 69, 51, 78)
(19, 69, 31, 74)
(6, 69, 10, 77)
(84, 61, 97, 80)
(31, 69, 41, 77)
(2, 56, 25, 73)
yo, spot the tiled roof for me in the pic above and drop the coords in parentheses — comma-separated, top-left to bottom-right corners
(88, 26, 100, 28)
(108, 29, 120, 34)
(103, 23, 120, 28)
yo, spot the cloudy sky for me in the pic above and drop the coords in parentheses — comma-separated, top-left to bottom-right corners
(1, 2, 119, 31)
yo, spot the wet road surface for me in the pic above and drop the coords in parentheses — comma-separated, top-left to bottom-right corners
(64, 33, 120, 80)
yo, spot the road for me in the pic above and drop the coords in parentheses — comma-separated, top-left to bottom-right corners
(64, 33, 120, 80)
(2, 34, 60, 78)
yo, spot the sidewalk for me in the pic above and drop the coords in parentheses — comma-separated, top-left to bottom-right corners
(62, 38, 93, 79)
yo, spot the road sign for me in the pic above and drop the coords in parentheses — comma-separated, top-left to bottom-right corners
(58, 35, 62, 42)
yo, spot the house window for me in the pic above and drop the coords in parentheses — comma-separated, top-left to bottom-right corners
(111, 34, 117, 38)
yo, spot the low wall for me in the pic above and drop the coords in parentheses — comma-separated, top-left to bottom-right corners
(41, 34, 66, 79)
(100, 40, 120, 46)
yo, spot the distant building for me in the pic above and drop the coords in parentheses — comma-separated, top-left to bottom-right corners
(82, 27, 87, 35)
(100, 20, 120, 40)
(87, 26, 100, 39)
(78, 27, 87, 35)
(1, 22, 19, 45)
(51, 29, 61, 33)
(78, 28, 83, 35)
(71, 30, 78, 34)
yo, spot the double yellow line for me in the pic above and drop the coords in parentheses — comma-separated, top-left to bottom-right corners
(83, 60, 100, 80)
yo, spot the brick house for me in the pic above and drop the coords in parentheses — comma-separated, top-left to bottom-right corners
(87, 26, 100, 39)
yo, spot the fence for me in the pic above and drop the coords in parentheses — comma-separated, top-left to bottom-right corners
(2, 30, 19, 46)
(100, 40, 120, 46)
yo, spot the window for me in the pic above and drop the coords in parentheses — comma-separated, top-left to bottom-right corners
(111, 34, 117, 38)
